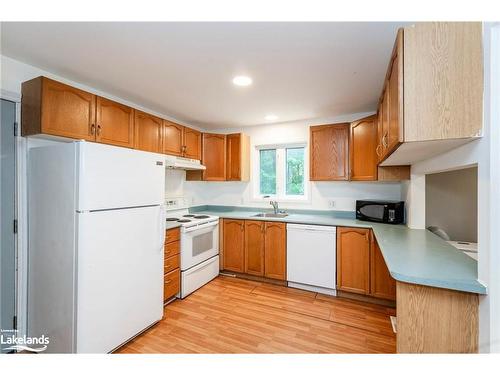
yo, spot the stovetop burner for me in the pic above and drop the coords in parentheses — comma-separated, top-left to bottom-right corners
(177, 219, 192, 223)
(193, 215, 210, 219)
(165, 217, 179, 221)
(183, 214, 195, 217)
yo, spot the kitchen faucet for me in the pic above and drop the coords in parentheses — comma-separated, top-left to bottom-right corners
(270, 200, 279, 214)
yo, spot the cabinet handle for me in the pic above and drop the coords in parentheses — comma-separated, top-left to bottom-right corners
(165, 279, 172, 284)
(261, 224, 265, 233)
(382, 134, 388, 148)
(90, 124, 96, 135)
(376, 144, 382, 157)
(240, 224, 244, 232)
(97, 124, 101, 136)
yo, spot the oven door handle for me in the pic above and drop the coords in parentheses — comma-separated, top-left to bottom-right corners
(183, 220, 219, 233)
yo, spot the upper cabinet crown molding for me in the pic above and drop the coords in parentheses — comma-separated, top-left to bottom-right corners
(378, 22, 484, 166)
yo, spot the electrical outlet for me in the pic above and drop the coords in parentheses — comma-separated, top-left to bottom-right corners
(328, 200, 335, 208)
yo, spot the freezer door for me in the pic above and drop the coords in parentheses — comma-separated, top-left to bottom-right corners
(76, 205, 164, 353)
(76, 142, 165, 211)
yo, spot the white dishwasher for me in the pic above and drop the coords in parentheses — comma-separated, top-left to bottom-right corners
(287, 223, 336, 295)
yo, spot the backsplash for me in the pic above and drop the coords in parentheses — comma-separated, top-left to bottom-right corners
(166, 170, 403, 211)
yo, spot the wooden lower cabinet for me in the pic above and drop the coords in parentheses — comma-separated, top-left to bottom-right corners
(244, 220, 265, 276)
(336, 227, 395, 301)
(336, 227, 371, 295)
(164, 227, 181, 302)
(223, 219, 245, 272)
(370, 235, 396, 300)
(164, 269, 180, 302)
(264, 222, 287, 280)
(223, 219, 286, 280)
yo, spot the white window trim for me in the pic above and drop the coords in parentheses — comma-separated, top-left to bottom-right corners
(251, 142, 311, 203)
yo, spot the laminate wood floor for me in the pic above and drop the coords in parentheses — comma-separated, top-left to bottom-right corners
(117, 276, 396, 354)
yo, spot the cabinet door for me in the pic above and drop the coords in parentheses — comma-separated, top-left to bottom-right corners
(202, 133, 226, 181)
(310, 124, 349, 181)
(223, 219, 245, 273)
(350, 116, 377, 181)
(370, 235, 396, 301)
(226, 133, 242, 181)
(134, 111, 163, 153)
(264, 222, 286, 280)
(244, 220, 265, 276)
(41, 77, 96, 141)
(336, 227, 370, 295)
(96, 97, 134, 148)
(381, 89, 390, 158)
(387, 30, 403, 154)
(184, 127, 202, 160)
(163, 120, 184, 156)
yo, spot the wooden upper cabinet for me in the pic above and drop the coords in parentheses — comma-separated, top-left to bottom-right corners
(223, 219, 245, 273)
(370, 236, 396, 301)
(310, 123, 349, 181)
(201, 133, 226, 181)
(350, 116, 377, 181)
(226, 133, 250, 181)
(95, 97, 134, 148)
(244, 220, 265, 276)
(184, 127, 202, 160)
(264, 222, 286, 280)
(336, 227, 370, 295)
(404, 22, 483, 142)
(163, 120, 184, 156)
(134, 110, 163, 153)
(22, 76, 96, 141)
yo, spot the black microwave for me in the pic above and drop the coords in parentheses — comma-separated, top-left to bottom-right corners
(356, 200, 405, 224)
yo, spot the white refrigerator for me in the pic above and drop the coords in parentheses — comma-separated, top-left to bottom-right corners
(27, 141, 165, 353)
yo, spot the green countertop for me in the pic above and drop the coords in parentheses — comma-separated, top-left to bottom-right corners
(189, 205, 487, 295)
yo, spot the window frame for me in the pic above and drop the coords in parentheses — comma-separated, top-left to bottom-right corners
(252, 142, 310, 203)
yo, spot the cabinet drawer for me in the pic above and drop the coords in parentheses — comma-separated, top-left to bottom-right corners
(164, 240, 180, 258)
(165, 227, 180, 244)
(164, 254, 180, 274)
(164, 269, 180, 301)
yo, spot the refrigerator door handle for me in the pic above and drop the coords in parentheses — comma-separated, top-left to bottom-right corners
(159, 206, 166, 251)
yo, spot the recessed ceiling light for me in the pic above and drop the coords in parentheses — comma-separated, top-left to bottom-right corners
(265, 115, 279, 121)
(232, 75, 252, 87)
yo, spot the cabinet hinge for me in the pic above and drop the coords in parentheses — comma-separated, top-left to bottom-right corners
(13, 219, 18, 234)
(14, 122, 19, 137)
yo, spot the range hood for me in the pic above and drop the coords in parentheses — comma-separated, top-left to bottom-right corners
(164, 155, 206, 170)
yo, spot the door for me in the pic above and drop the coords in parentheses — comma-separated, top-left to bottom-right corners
(310, 124, 349, 181)
(370, 235, 396, 300)
(180, 220, 219, 271)
(134, 110, 162, 153)
(264, 222, 286, 280)
(77, 142, 165, 211)
(41, 77, 96, 141)
(183, 127, 201, 160)
(226, 133, 241, 181)
(76, 206, 164, 353)
(350, 116, 377, 181)
(163, 120, 183, 156)
(202, 133, 226, 181)
(1, 99, 17, 352)
(244, 220, 265, 276)
(223, 219, 245, 272)
(336, 227, 370, 295)
(96, 97, 134, 148)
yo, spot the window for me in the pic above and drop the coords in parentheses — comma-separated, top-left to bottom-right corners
(254, 144, 308, 201)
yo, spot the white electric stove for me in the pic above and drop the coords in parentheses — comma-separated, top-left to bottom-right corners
(165, 197, 220, 298)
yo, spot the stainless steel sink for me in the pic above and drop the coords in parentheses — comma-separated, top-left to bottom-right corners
(252, 212, 289, 218)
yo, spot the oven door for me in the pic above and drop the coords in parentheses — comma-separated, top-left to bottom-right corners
(180, 220, 219, 271)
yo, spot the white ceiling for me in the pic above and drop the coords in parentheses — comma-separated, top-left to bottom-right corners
(0, 22, 407, 130)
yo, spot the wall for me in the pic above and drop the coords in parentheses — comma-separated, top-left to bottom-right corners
(425, 167, 478, 242)
(178, 116, 403, 211)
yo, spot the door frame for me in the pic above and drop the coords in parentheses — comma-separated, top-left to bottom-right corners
(1, 89, 27, 341)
